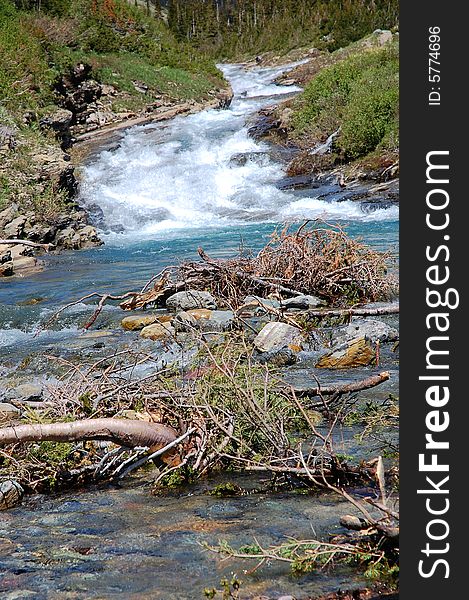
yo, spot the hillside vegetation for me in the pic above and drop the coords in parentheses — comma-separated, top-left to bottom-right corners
(0, 0, 227, 231)
(292, 38, 399, 160)
(1, 0, 224, 123)
(166, 0, 399, 59)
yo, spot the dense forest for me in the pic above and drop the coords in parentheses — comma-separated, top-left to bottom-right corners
(166, 0, 399, 57)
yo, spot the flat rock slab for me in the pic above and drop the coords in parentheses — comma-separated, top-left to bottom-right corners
(8, 383, 43, 402)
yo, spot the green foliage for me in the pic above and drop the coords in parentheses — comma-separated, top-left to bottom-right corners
(0, 0, 223, 127)
(31, 183, 70, 223)
(28, 440, 73, 465)
(167, 0, 399, 59)
(292, 42, 399, 160)
(209, 482, 243, 497)
(0, 1, 55, 114)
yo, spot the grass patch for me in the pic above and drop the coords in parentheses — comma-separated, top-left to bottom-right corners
(291, 41, 399, 160)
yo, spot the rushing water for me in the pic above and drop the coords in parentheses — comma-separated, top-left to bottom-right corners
(0, 62, 398, 357)
(0, 62, 398, 598)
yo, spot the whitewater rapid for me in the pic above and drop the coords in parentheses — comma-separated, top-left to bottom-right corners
(79, 62, 398, 239)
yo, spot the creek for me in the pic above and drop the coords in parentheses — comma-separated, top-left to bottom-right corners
(0, 61, 398, 599)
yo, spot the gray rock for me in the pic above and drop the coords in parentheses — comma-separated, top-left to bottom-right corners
(228, 152, 270, 167)
(39, 108, 73, 133)
(54, 226, 75, 247)
(198, 310, 234, 332)
(253, 322, 304, 353)
(0, 480, 24, 510)
(3, 215, 27, 239)
(11, 383, 43, 402)
(166, 290, 217, 311)
(0, 402, 20, 419)
(332, 318, 399, 345)
(0, 205, 18, 229)
(173, 311, 198, 332)
(26, 224, 57, 243)
(281, 294, 325, 309)
(256, 348, 298, 367)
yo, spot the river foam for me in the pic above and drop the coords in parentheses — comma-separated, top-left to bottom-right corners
(79, 62, 398, 240)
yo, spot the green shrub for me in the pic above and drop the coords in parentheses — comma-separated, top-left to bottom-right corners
(340, 63, 399, 158)
(292, 42, 399, 160)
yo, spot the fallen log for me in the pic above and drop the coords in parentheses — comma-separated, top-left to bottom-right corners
(302, 304, 399, 319)
(0, 239, 55, 251)
(0, 418, 177, 450)
(292, 371, 390, 400)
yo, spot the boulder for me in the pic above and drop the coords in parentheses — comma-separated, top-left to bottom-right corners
(0, 260, 14, 277)
(332, 318, 399, 345)
(3, 215, 27, 239)
(374, 29, 394, 46)
(278, 107, 294, 130)
(315, 337, 375, 369)
(54, 226, 75, 248)
(228, 152, 270, 167)
(166, 290, 217, 311)
(256, 348, 298, 367)
(10, 255, 37, 273)
(74, 225, 102, 249)
(253, 322, 304, 353)
(281, 295, 325, 310)
(39, 108, 73, 134)
(0, 205, 18, 229)
(26, 224, 57, 243)
(10, 244, 34, 259)
(140, 323, 175, 341)
(1, 248, 12, 263)
(0, 480, 24, 511)
(121, 314, 159, 331)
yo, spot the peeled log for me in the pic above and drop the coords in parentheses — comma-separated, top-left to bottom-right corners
(0, 418, 177, 450)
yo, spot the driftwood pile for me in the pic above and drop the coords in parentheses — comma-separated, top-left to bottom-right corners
(120, 221, 397, 311)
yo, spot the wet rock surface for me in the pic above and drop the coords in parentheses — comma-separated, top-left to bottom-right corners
(316, 337, 376, 370)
